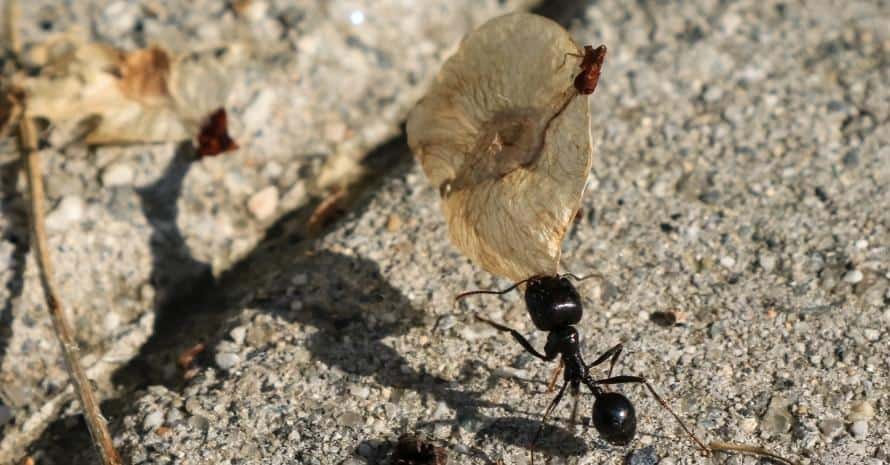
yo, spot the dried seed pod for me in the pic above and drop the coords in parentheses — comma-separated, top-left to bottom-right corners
(407, 13, 592, 281)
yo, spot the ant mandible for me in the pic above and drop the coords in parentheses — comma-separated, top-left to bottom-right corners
(566, 44, 607, 95)
(456, 273, 710, 462)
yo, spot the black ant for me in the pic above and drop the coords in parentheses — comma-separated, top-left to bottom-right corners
(456, 273, 710, 463)
(564, 44, 607, 95)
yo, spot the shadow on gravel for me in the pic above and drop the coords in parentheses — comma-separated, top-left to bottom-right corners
(27, 134, 585, 462)
(0, 160, 29, 413)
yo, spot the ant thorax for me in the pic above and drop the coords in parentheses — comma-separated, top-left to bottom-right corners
(524, 275, 583, 331)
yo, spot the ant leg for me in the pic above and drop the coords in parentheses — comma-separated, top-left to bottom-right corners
(568, 382, 580, 433)
(475, 315, 554, 361)
(593, 375, 710, 455)
(531, 380, 569, 465)
(586, 343, 623, 378)
(559, 51, 584, 69)
(546, 359, 564, 392)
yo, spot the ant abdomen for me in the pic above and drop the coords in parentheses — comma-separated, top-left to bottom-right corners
(593, 392, 637, 445)
(525, 276, 583, 331)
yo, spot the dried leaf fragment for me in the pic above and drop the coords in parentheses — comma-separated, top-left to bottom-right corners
(21, 37, 231, 147)
(407, 13, 593, 281)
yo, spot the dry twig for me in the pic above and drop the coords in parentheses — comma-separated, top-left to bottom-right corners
(17, 104, 123, 465)
(6, 0, 123, 463)
(709, 441, 801, 465)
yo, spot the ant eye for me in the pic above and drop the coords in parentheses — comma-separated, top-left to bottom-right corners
(593, 392, 636, 445)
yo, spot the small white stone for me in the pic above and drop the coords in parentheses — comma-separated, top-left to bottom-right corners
(759, 253, 778, 272)
(854, 239, 868, 250)
(281, 182, 308, 209)
(230, 326, 247, 345)
(262, 161, 283, 179)
(103, 312, 121, 333)
(45, 196, 85, 231)
(850, 420, 868, 439)
(349, 385, 370, 399)
(243, 89, 277, 133)
(143, 410, 164, 431)
(720, 256, 736, 268)
(247, 186, 279, 220)
(101, 162, 135, 186)
(740, 416, 758, 433)
(214, 352, 240, 370)
(843, 269, 864, 284)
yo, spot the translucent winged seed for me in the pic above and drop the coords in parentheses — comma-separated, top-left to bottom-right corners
(407, 13, 592, 281)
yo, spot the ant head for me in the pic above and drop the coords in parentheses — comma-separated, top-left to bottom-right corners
(524, 275, 582, 331)
(592, 391, 636, 445)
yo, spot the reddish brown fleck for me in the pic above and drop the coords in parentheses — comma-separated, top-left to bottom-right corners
(573, 44, 607, 95)
(177, 342, 205, 379)
(197, 108, 238, 157)
(306, 190, 348, 234)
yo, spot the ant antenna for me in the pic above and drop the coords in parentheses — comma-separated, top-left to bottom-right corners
(560, 271, 604, 283)
(454, 277, 534, 303)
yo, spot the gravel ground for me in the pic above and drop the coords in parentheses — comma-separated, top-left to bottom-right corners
(1, 1, 888, 465)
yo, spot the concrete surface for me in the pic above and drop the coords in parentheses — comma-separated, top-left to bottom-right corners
(0, 0, 887, 464)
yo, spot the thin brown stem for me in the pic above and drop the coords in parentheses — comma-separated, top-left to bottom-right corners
(709, 441, 801, 465)
(11, 0, 122, 457)
(18, 111, 123, 465)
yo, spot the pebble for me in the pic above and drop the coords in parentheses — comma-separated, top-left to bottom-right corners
(356, 441, 375, 458)
(230, 326, 247, 345)
(341, 411, 363, 428)
(819, 418, 844, 438)
(247, 186, 279, 220)
(188, 415, 210, 431)
(103, 311, 121, 332)
(243, 89, 277, 133)
(843, 269, 864, 284)
(45, 196, 85, 231)
(214, 352, 241, 370)
(759, 252, 778, 272)
(626, 445, 658, 465)
(863, 329, 880, 342)
(720, 256, 736, 268)
(0, 404, 12, 426)
(143, 410, 164, 431)
(101, 162, 135, 186)
(762, 398, 792, 434)
(850, 420, 868, 439)
(101, 1, 139, 36)
(740, 416, 758, 433)
(349, 385, 370, 399)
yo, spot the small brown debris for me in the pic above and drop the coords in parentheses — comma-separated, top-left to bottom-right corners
(177, 342, 205, 379)
(386, 213, 403, 232)
(650, 311, 677, 327)
(391, 435, 447, 465)
(306, 190, 347, 234)
(196, 108, 238, 157)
